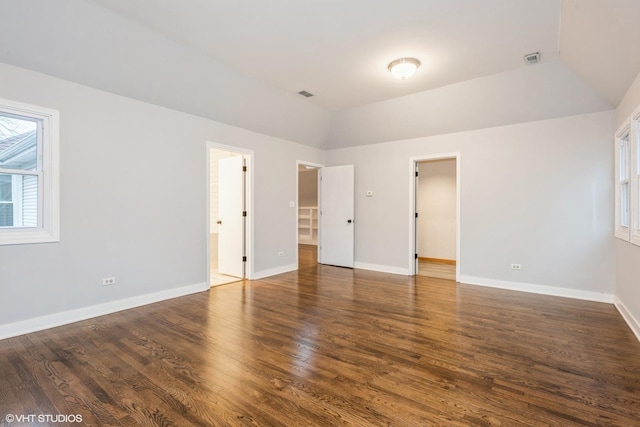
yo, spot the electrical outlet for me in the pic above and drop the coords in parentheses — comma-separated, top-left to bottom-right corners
(511, 264, 521, 270)
(278, 251, 284, 257)
(102, 277, 116, 286)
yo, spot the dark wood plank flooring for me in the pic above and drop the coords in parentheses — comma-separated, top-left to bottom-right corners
(298, 243, 317, 269)
(1, 265, 639, 426)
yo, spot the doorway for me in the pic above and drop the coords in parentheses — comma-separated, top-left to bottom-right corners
(207, 144, 253, 286)
(297, 162, 321, 269)
(410, 154, 460, 281)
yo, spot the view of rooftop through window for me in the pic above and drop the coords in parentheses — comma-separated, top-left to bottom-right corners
(0, 114, 39, 228)
(0, 115, 37, 171)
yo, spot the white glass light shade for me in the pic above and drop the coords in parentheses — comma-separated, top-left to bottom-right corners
(388, 57, 420, 80)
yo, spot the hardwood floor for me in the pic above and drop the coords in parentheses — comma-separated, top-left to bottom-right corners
(298, 243, 317, 268)
(418, 259, 456, 281)
(1, 266, 639, 426)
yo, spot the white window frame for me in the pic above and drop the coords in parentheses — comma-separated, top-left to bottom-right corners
(0, 174, 14, 226)
(11, 175, 24, 227)
(615, 121, 631, 241)
(0, 98, 59, 245)
(631, 108, 640, 246)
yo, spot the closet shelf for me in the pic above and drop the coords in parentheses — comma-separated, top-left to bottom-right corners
(298, 206, 318, 245)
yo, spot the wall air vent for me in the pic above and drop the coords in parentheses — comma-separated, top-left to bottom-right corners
(523, 52, 540, 65)
(298, 90, 314, 98)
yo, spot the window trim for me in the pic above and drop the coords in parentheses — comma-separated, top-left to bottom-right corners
(631, 107, 640, 246)
(0, 98, 59, 245)
(615, 121, 631, 241)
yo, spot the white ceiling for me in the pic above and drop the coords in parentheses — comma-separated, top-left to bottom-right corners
(0, 0, 638, 148)
(93, 0, 563, 111)
(559, 0, 640, 107)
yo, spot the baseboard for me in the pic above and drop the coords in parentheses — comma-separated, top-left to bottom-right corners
(614, 296, 640, 342)
(253, 264, 297, 280)
(354, 262, 409, 275)
(459, 275, 614, 303)
(0, 281, 209, 341)
(418, 257, 456, 265)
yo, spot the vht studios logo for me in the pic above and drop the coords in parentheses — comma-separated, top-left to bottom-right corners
(5, 413, 83, 424)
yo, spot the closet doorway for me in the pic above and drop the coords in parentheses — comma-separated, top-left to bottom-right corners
(410, 154, 460, 281)
(297, 162, 321, 269)
(207, 143, 253, 286)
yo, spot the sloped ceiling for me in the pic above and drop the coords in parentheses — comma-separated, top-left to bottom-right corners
(0, 0, 637, 149)
(91, 0, 562, 111)
(559, 0, 640, 107)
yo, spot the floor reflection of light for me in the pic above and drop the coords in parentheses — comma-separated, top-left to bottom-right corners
(203, 284, 248, 394)
(292, 323, 317, 378)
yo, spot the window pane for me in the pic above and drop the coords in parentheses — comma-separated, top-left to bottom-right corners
(620, 137, 629, 181)
(0, 202, 13, 227)
(0, 173, 38, 228)
(622, 181, 630, 227)
(21, 175, 38, 227)
(0, 174, 11, 201)
(0, 114, 37, 171)
(637, 130, 640, 175)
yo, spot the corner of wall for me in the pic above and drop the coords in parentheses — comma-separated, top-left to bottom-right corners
(614, 296, 640, 342)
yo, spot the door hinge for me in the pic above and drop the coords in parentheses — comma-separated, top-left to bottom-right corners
(242, 165, 247, 172)
(415, 253, 418, 260)
(242, 256, 247, 262)
(415, 212, 418, 218)
(415, 171, 419, 177)
(242, 211, 247, 217)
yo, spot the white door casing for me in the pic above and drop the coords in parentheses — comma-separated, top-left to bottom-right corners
(320, 165, 354, 268)
(218, 155, 244, 278)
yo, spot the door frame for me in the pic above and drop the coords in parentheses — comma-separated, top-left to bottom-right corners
(295, 160, 324, 269)
(409, 153, 460, 281)
(206, 142, 254, 281)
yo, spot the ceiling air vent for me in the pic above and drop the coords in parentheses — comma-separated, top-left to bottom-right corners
(523, 52, 540, 65)
(298, 90, 314, 98)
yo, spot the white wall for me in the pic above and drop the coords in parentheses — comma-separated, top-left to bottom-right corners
(327, 111, 615, 298)
(0, 63, 324, 333)
(418, 159, 456, 260)
(614, 70, 640, 338)
(616, 71, 640, 127)
(0, 61, 621, 337)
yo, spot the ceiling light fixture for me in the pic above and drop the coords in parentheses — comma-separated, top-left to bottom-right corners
(388, 57, 420, 80)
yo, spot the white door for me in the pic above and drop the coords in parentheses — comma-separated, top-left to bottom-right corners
(218, 156, 245, 278)
(320, 165, 354, 268)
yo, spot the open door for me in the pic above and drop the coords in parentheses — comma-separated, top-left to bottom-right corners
(218, 155, 245, 278)
(319, 165, 354, 268)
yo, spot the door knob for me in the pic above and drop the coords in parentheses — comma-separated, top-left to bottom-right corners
(217, 220, 222, 225)
(347, 219, 352, 224)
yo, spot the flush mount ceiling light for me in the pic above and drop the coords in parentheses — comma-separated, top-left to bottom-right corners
(388, 57, 421, 80)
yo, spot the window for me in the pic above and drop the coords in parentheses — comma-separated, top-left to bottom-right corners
(632, 111, 640, 246)
(617, 105, 640, 246)
(615, 123, 631, 240)
(0, 98, 59, 245)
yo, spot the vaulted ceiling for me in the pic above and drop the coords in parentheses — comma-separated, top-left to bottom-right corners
(0, 0, 638, 148)
(92, 0, 640, 111)
(92, 0, 562, 111)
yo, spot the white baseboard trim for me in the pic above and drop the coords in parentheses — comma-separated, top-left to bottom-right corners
(459, 275, 614, 304)
(0, 281, 209, 341)
(354, 262, 409, 276)
(614, 296, 640, 342)
(253, 264, 297, 280)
